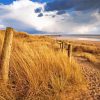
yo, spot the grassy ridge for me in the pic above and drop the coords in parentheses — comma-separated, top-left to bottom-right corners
(63, 40, 100, 54)
(0, 30, 84, 100)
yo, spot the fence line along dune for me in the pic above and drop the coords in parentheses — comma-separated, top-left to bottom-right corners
(0, 30, 85, 100)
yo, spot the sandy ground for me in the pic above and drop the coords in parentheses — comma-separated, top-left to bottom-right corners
(76, 57, 100, 100)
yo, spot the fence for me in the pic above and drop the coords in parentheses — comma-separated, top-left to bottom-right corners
(58, 41, 72, 62)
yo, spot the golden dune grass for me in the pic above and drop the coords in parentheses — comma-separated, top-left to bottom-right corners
(73, 45, 100, 54)
(63, 40, 100, 54)
(0, 30, 85, 100)
(76, 52, 99, 64)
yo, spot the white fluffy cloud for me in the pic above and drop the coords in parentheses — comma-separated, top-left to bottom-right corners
(0, 0, 100, 34)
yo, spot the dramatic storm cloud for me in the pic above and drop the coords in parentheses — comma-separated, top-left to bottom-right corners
(0, 0, 100, 34)
(45, 0, 100, 11)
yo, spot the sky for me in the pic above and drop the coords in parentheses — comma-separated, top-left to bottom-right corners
(0, 0, 100, 34)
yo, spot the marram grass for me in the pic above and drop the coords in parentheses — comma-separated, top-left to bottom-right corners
(0, 30, 85, 100)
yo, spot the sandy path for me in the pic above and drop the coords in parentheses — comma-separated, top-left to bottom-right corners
(76, 57, 100, 100)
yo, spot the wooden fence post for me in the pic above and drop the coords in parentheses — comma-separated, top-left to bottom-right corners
(0, 27, 13, 83)
(58, 41, 64, 51)
(61, 41, 64, 51)
(59, 43, 62, 49)
(68, 44, 72, 62)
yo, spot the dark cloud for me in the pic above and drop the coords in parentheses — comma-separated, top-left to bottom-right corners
(38, 13, 43, 17)
(75, 0, 100, 11)
(70, 12, 98, 25)
(34, 7, 42, 13)
(45, 14, 56, 18)
(45, 0, 74, 11)
(56, 10, 66, 15)
(52, 15, 56, 18)
(45, 0, 100, 12)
